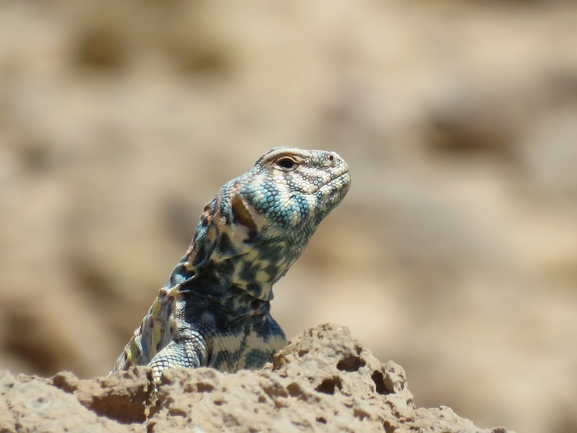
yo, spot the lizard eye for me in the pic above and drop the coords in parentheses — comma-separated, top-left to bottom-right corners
(275, 156, 299, 170)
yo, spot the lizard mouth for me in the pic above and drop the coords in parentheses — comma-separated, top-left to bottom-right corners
(323, 170, 351, 200)
(317, 169, 351, 211)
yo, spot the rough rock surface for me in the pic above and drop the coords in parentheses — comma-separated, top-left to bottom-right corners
(0, 324, 510, 433)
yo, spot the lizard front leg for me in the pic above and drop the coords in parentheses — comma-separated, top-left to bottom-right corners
(147, 330, 208, 384)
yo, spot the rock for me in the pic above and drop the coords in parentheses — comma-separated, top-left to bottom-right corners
(48, 368, 153, 424)
(0, 371, 126, 433)
(0, 324, 512, 433)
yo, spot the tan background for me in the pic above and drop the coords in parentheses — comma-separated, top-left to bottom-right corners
(1, 1, 577, 432)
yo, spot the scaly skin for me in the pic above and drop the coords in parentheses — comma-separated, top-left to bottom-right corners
(110, 147, 351, 383)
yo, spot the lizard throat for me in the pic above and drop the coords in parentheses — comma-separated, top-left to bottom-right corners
(175, 264, 275, 317)
(167, 245, 281, 317)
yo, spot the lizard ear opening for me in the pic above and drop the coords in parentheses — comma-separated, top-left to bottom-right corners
(232, 195, 258, 232)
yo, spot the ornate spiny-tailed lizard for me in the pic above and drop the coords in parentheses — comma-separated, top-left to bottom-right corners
(110, 147, 351, 383)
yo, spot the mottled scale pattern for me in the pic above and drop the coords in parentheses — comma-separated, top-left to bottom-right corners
(110, 147, 351, 383)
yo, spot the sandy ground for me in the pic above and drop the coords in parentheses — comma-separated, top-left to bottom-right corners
(1, 1, 577, 432)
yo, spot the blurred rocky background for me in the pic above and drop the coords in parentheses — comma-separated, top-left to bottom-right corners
(1, 0, 577, 432)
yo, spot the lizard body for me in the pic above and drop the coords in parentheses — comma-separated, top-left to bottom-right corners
(110, 147, 351, 382)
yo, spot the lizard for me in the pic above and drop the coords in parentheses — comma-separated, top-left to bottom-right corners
(110, 147, 351, 384)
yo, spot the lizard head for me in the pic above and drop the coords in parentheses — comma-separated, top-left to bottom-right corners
(230, 147, 351, 241)
(180, 147, 350, 304)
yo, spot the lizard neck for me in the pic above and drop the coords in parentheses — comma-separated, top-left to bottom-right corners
(165, 254, 277, 317)
(162, 171, 318, 317)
